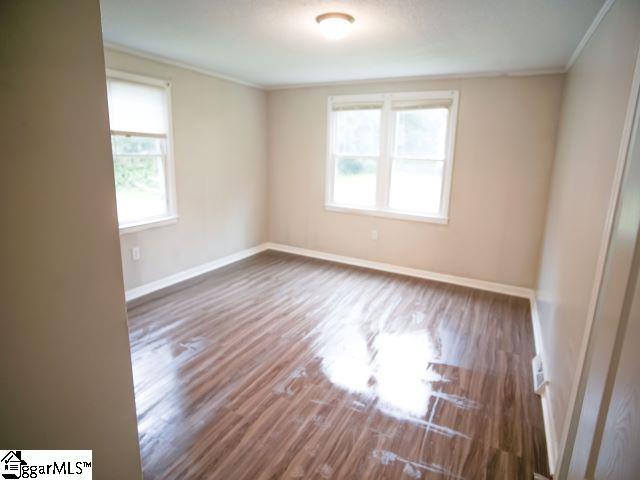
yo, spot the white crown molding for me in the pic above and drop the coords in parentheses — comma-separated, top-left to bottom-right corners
(104, 1, 613, 92)
(264, 68, 566, 91)
(566, 0, 616, 70)
(103, 42, 566, 92)
(103, 41, 264, 90)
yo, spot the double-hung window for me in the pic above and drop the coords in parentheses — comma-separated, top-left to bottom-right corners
(106, 70, 177, 232)
(326, 91, 458, 223)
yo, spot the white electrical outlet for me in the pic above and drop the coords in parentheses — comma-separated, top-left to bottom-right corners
(371, 229, 378, 241)
(532, 355, 547, 395)
(132, 246, 141, 261)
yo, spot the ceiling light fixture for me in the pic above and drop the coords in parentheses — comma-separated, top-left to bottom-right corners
(315, 12, 355, 40)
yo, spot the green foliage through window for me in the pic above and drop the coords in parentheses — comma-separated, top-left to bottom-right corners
(111, 134, 165, 192)
(337, 157, 376, 175)
(114, 156, 162, 191)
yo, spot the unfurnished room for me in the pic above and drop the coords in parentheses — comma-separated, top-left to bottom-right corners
(3, 1, 640, 479)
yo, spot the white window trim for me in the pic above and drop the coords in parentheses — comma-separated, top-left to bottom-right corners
(106, 69, 179, 235)
(325, 90, 459, 224)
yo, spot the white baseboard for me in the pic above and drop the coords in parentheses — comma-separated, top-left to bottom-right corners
(124, 243, 269, 302)
(529, 295, 558, 475)
(126, 241, 535, 303)
(265, 242, 534, 298)
(540, 390, 558, 475)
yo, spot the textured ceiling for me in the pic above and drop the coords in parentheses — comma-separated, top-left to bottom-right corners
(100, 0, 606, 88)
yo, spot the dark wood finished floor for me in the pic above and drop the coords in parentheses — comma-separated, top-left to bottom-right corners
(127, 251, 549, 479)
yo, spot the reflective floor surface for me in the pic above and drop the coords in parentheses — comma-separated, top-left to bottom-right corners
(127, 251, 549, 479)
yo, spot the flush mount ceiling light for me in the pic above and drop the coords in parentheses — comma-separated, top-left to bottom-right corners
(316, 12, 355, 40)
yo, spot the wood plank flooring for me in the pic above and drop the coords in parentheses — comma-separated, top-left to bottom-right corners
(127, 251, 549, 479)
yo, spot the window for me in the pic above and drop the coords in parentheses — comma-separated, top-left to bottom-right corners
(106, 70, 177, 232)
(326, 91, 458, 223)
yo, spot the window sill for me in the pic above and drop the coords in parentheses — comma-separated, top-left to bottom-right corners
(325, 204, 448, 225)
(119, 215, 179, 235)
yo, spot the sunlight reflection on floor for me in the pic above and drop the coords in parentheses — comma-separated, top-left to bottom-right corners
(314, 317, 454, 422)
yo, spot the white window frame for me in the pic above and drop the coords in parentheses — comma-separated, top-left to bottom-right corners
(106, 69, 178, 234)
(325, 90, 459, 224)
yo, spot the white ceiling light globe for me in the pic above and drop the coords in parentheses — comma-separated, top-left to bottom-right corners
(316, 13, 355, 41)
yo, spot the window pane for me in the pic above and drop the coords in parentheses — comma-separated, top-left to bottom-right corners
(394, 108, 448, 159)
(114, 155, 167, 224)
(108, 79, 167, 135)
(389, 159, 443, 214)
(333, 157, 377, 207)
(334, 109, 381, 156)
(111, 134, 165, 155)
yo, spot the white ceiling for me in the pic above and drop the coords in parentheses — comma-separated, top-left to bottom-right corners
(100, 0, 606, 88)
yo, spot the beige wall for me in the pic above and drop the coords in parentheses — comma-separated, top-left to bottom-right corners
(535, 0, 640, 455)
(267, 75, 563, 287)
(104, 49, 268, 291)
(0, 1, 141, 478)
